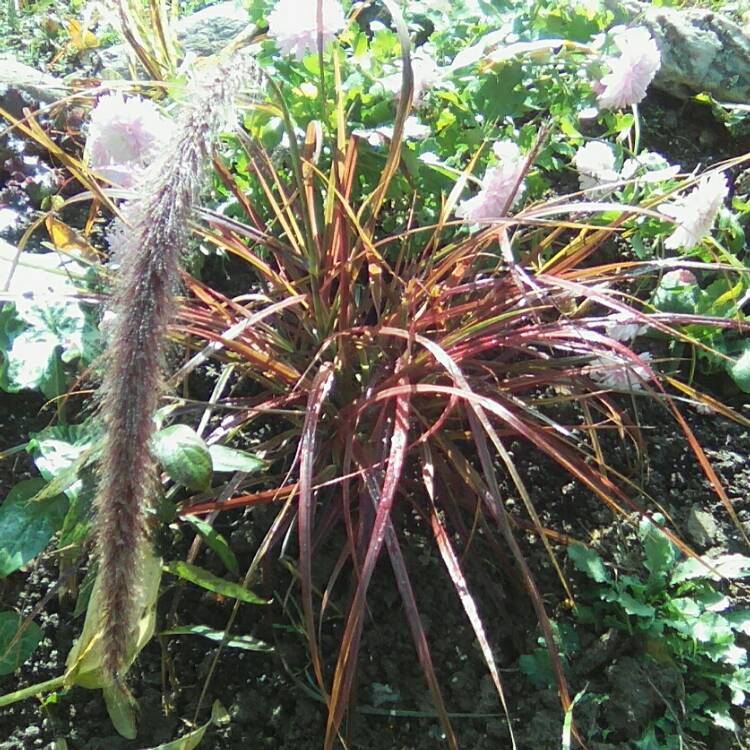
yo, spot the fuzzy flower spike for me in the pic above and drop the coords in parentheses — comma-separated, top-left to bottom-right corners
(597, 26, 661, 110)
(267, 0, 346, 60)
(659, 172, 729, 250)
(93, 50, 259, 682)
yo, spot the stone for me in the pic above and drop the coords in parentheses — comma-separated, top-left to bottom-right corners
(606, 0, 750, 103)
(687, 504, 722, 547)
(0, 54, 66, 119)
(98, 1, 251, 77)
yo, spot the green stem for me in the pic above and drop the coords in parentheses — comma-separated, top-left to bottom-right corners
(0, 675, 65, 708)
(632, 103, 641, 155)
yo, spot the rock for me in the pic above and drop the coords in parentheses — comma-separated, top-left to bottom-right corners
(606, 0, 750, 103)
(98, 1, 251, 77)
(687, 505, 722, 547)
(0, 54, 66, 119)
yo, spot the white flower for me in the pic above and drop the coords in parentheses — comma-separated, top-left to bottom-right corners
(603, 312, 647, 342)
(267, 0, 346, 60)
(597, 27, 661, 110)
(86, 93, 171, 188)
(620, 150, 680, 183)
(456, 141, 526, 224)
(590, 351, 653, 391)
(381, 52, 442, 105)
(573, 141, 619, 194)
(659, 173, 728, 250)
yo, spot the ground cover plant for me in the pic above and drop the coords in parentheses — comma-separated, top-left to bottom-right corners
(1, 0, 750, 748)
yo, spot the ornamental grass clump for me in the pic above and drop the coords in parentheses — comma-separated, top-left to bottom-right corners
(22, 0, 747, 744)
(158, 4, 749, 748)
(90, 48, 259, 683)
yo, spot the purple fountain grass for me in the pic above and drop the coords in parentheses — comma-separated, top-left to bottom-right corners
(93, 49, 259, 681)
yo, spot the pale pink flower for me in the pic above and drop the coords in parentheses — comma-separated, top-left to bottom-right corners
(603, 312, 647, 342)
(86, 93, 171, 188)
(267, 0, 346, 60)
(597, 27, 661, 110)
(574, 141, 619, 194)
(590, 351, 653, 391)
(455, 141, 526, 224)
(659, 173, 729, 250)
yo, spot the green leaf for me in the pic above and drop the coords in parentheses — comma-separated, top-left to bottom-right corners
(518, 650, 554, 689)
(0, 612, 43, 676)
(639, 516, 677, 580)
(610, 590, 654, 618)
(632, 726, 661, 750)
(672, 554, 750, 584)
(207, 445, 266, 474)
(725, 610, 750, 636)
(183, 515, 239, 575)
(727, 342, 750, 393)
(705, 702, 737, 731)
(103, 683, 137, 739)
(153, 425, 213, 491)
(0, 293, 97, 397)
(692, 613, 733, 644)
(0, 479, 68, 577)
(140, 701, 228, 750)
(160, 625, 272, 652)
(163, 561, 268, 605)
(29, 422, 98, 501)
(568, 543, 610, 583)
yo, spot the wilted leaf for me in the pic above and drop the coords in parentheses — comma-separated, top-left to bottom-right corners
(0, 479, 67, 577)
(163, 561, 268, 605)
(0, 612, 43, 676)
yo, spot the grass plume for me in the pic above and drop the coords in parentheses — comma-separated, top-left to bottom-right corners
(94, 49, 259, 681)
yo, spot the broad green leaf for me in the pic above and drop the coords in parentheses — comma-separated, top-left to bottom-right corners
(65, 550, 161, 690)
(29, 422, 98, 501)
(608, 590, 654, 618)
(518, 650, 554, 689)
(672, 554, 750, 584)
(103, 682, 137, 739)
(727, 342, 750, 393)
(160, 625, 272, 652)
(207, 445, 266, 474)
(726, 610, 750, 636)
(0, 612, 43, 676)
(0, 479, 68, 577)
(183, 515, 239, 575)
(692, 613, 733, 644)
(638, 516, 677, 579)
(705, 702, 737, 731)
(152, 425, 213, 491)
(163, 561, 268, 605)
(567, 543, 610, 583)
